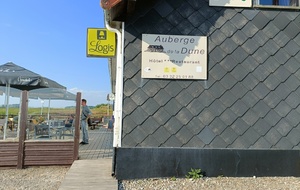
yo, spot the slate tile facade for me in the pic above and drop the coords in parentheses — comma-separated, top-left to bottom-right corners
(122, 0, 300, 150)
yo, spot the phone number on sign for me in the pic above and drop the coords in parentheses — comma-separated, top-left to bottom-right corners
(162, 75, 194, 79)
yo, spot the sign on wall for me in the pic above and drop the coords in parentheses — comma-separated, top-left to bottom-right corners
(86, 28, 116, 57)
(142, 34, 207, 80)
(209, 0, 252, 7)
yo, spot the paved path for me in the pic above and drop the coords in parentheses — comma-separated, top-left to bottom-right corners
(59, 127, 118, 190)
(58, 159, 117, 190)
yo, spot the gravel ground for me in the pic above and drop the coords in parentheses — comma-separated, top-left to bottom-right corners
(0, 166, 69, 190)
(119, 177, 300, 190)
(1, 167, 300, 190)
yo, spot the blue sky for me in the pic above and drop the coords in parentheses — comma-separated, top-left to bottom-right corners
(0, 0, 111, 107)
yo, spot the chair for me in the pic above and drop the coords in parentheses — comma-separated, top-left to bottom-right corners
(26, 122, 35, 139)
(34, 124, 50, 139)
(0, 119, 6, 132)
(34, 123, 60, 139)
(60, 123, 74, 139)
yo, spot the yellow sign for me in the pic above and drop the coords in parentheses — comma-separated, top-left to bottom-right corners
(86, 28, 116, 57)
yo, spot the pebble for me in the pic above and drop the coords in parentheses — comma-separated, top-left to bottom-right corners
(0, 166, 69, 190)
(119, 176, 300, 190)
(1, 167, 300, 190)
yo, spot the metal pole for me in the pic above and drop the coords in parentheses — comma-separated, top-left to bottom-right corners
(47, 99, 51, 121)
(3, 83, 10, 140)
(107, 101, 109, 116)
(40, 100, 44, 115)
(17, 91, 22, 138)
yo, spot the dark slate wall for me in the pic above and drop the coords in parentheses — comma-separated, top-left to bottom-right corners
(122, 0, 300, 149)
(115, 148, 300, 179)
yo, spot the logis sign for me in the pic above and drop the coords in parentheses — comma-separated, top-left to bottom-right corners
(86, 28, 116, 57)
(142, 34, 207, 80)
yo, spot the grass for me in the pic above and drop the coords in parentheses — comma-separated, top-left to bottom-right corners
(0, 105, 112, 120)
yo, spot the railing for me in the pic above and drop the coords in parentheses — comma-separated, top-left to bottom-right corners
(0, 91, 82, 169)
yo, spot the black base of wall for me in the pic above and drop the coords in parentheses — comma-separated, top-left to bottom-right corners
(115, 148, 300, 180)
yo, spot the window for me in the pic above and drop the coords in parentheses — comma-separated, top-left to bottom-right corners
(258, 0, 299, 6)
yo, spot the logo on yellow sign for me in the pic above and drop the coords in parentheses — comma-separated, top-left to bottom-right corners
(87, 28, 116, 57)
(164, 67, 177, 73)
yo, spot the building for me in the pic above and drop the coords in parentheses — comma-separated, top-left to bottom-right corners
(103, 0, 300, 179)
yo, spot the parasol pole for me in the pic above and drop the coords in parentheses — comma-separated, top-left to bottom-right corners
(3, 83, 10, 140)
(16, 91, 23, 139)
(47, 98, 51, 121)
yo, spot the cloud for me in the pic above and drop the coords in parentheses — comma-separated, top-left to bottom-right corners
(0, 88, 110, 108)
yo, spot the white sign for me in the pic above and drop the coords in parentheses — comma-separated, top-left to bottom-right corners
(209, 0, 252, 7)
(142, 34, 207, 80)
